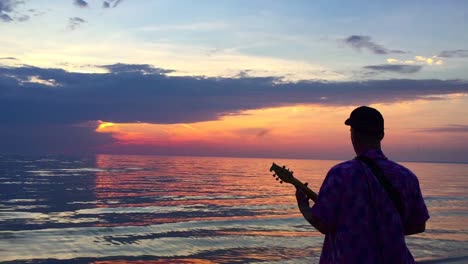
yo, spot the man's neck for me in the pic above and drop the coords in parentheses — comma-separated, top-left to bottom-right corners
(355, 144, 381, 156)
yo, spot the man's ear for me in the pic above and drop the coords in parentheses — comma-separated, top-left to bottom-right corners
(352, 129, 362, 140)
(378, 132, 385, 141)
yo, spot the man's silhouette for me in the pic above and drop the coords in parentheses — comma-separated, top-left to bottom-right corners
(296, 106, 429, 263)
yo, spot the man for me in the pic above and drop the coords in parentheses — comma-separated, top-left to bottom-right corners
(296, 106, 429, 263)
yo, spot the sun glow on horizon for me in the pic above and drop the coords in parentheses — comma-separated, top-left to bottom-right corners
(93, 95, 468, 159)
(96, 121, 116, 131)
(95, 105, 348, 145)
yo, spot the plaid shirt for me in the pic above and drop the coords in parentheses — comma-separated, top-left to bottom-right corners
(310, 149, 429, 264)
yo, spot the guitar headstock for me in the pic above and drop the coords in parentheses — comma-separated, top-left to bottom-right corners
(269, 162, 295, 184)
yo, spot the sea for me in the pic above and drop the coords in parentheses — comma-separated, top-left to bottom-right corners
(0, 155, 467, 264)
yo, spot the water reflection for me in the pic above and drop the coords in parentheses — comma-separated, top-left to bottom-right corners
(0, 156, 98, 230)
(92, 155, 325, 226)
(0, 155, 467, 263)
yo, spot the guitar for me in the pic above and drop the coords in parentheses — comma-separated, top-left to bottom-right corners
(269, 162, 318, 202)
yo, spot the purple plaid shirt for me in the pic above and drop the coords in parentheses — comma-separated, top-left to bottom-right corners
(310, 149, 429, 264)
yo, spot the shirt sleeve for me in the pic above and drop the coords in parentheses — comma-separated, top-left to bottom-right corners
(310, 166, 344, 232)
(404, 173, 430, 227)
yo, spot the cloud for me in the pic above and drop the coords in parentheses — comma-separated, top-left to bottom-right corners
(364, 64, 423, 74)
(68, 17, 86, 30)
(73, 0, 88, 8)
(414, 55, 442, 65)
(237, 128, 272, 138)
(344, 35, 407, 55)
(416, 124, 468, 133)
(0, 0, 25, 22)
(0, 123, 115, 155)
(113, 0, 124, 7)
(103, 0, 123, 8)
(387, 56, 443, 66)
(27, 8, 46, 17)
(438, 50, 468, 58)
(1, 63, 467, 156)
(0, 13, 12, 21)
(16, 14, 28, 21)
(0, 57, 18, 60)
(0, 0, 20, 13)
(99, 63, 174, 75)
(1, 63, 467, 126)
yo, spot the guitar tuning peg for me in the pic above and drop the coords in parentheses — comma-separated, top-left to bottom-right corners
(282, 165, 286, 169)
(272, 174, 276, 177)
(280, 180, 283, 184)
(275, 177, 279, 181)
(291, 171, 294, 174)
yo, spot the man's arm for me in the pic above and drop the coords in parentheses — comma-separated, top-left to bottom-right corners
(296, 184, 330, 234)
(402, 172, 429, 236)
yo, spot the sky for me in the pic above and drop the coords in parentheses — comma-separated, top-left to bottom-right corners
(0, 0, 467, 162)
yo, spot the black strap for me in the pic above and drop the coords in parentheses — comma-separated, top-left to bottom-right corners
(355, 155, 404, 219)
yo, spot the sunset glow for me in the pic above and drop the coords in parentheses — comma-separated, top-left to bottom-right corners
(0, 0, 467, 162)
(95, 95, 468, 161)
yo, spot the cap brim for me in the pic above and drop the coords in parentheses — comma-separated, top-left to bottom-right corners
(345, 118, 352, 126)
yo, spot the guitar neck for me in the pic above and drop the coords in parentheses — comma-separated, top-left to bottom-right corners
(290, 177, 318, 202)
(270, 163, 318, 202)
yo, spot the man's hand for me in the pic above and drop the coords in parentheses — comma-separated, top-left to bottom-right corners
(295, 182, 310, 207)
(295, 182, 327, 234)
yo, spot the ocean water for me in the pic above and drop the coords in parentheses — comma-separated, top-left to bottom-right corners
(0, 155, 467, 263)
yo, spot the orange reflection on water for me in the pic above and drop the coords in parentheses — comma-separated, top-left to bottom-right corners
(93, 155, 334, 226)
(91, 213, 305, 228)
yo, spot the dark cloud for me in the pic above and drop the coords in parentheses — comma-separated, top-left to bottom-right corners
(103, 0, 123, 8)
(68, 17, 86, 30)
(1, 63, 467, 127)
(0, 0, 20, 13)
(0, 13, 12, 21)
(99, 63, 174, 75)
(416, 124, 468, 133)
(73, 0, 88, 8)
(0, 57, 18, 60)
(235, 70, 252, 78)
(0, 123, 115, 155)
(438, 49, 468, 58)
(0, 0, 28, 22)
(364, 64, 422, 74)
(1, 63, 467, 157)
(112, 0, 124, 7)
(344, 35, 407, 55)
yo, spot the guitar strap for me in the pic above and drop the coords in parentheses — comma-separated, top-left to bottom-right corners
(355, 155, 404, 219)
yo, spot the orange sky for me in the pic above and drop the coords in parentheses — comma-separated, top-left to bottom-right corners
(95, 95, 468, 162)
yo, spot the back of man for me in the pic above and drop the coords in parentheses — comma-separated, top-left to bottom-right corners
(296, 106, 429, 264)
(311, 149, 429, 263)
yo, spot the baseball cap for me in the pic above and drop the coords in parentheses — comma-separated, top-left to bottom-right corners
(345, 106, 384, 134)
